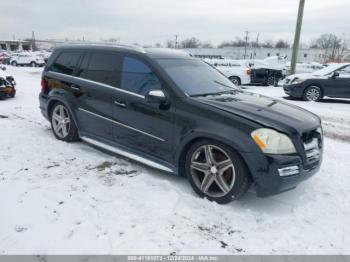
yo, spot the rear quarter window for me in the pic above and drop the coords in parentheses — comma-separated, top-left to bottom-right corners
(50, 51, 81, 75)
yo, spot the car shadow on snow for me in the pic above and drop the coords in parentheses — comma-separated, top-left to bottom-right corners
(319, 98, 350, 104)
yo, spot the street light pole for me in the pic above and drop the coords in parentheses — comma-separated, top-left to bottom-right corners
(290, 0, 305, 75)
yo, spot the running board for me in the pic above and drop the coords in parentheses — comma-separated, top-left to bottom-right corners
(81, 136, 174, 173)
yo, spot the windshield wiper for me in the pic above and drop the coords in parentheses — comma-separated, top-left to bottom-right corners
(190, 90, 235, 97)
(214, 80, 235, 89)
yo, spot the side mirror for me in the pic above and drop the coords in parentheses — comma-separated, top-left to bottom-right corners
(332, 71, 339, 78)
(145, 90, 167, 104)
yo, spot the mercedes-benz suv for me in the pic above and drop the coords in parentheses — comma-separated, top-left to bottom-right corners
(39, 45, 323, 203)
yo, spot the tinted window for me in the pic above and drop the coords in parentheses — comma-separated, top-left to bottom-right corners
(121, 57, 161, 95)
(51, 52, 81, 75)
(82, 53, 121, 87)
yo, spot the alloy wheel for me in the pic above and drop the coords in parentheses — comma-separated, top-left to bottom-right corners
(190, 145, 235, 198)
(305, 87, 320, 101)
(52, 105, 71, 138)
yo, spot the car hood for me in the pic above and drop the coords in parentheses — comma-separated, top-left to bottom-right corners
(194, 91, 321, 135)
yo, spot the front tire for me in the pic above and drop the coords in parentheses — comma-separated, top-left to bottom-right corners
(303, 86, 321, 101)
(50, 102, 78, 142)
(185, 139, 251, 204)
(30, 61, 37, 67)
(11, 61, 17, 67)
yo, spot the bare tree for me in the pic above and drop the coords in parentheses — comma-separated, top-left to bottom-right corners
(201, 41, 214, 48)
(180, 37, 202, 48)
(166, 40, 175, 48)
(311, 34, 344, 62)
(275, 39, 290, 49)
(261, 40, 274, 48)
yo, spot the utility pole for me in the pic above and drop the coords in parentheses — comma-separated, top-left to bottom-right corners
(243, 31, 249, 59)
(174, 34, 178, 49)
(253, 33, 259, 62)
(32, 31, 36, 51)
(290, 0, 305, 75)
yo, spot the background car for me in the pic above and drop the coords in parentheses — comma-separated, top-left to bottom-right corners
(205, 58, 251, 86)
(10, 53, 45, 67)
(283, 63, 350, 101)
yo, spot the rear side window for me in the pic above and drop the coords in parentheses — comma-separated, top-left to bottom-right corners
(50, 52, 81, 75)
(81, 53, 121, 87)
(121, 57, 161, 95)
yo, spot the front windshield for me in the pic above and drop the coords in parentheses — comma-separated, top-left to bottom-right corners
(312, 64, 344, 76)
(157, 59, 237, 96)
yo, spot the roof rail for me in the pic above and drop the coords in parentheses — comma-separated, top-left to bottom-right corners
(60, 41, 146, 53)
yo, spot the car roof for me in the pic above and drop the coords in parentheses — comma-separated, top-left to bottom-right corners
(54, 44, 193, 60)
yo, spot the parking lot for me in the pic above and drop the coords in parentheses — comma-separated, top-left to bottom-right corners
(0, 66, 350, 254)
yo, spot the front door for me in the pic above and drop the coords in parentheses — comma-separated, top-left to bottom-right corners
(327, 65, 350, 98)
(112, 56, 175, 164)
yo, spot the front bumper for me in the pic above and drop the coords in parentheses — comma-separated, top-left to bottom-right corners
(283, 83, 304, 98)
(241, 139, 323, 197)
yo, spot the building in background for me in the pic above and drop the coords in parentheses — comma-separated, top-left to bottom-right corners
(0, 40, 33, 51)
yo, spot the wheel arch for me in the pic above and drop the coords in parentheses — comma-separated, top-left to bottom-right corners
(228, 75, 241, 85)
(304, 84, 324, 98)
(175, 134, 253, 182)
(46, 96, 80, 131)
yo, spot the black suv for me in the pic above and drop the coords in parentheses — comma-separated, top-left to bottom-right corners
(39, 45, 323, 203)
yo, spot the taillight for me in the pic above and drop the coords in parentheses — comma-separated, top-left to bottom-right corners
(246, 67, 251, 75)
(41, 79, 46, 94)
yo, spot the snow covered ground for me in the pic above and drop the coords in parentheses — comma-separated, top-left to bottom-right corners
(0, 66, 350, 255)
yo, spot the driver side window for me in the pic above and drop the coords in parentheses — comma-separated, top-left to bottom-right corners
(121, 57, 161, 96)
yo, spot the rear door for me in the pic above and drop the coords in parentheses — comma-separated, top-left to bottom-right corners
(111, 55, 175, 163)
(72, 51, 122, 141)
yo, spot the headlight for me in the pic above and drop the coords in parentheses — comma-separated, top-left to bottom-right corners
(291, 78, 306, 84)
(251, 128, 296, 154)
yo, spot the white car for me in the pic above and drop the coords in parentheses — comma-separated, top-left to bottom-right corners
(205, 59, 251, 86)
(285, 62, 324, 74)
(10, 53, 45, 67)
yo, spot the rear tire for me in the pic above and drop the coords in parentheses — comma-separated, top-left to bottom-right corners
(50, 102, 79, 142)
(303, 86, 321, 102)
(11, 61, 17, 67)
(185, 139, 251, 204)
(267, 76, 275, 86)
(30, 62, 37, 67)
(229, 76, 241, 86)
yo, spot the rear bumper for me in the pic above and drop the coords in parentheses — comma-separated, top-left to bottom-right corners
(241, 149, 322, 197)
(39, 93, 49, 120)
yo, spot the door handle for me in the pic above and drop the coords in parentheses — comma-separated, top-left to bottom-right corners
(114, 100, 126, 108)
(70, 84, 80, 91)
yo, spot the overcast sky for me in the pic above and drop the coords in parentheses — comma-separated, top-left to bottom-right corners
(1, 0, 349, 45)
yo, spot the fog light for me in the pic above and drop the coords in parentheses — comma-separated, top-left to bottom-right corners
(278, 166, 299, 177)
